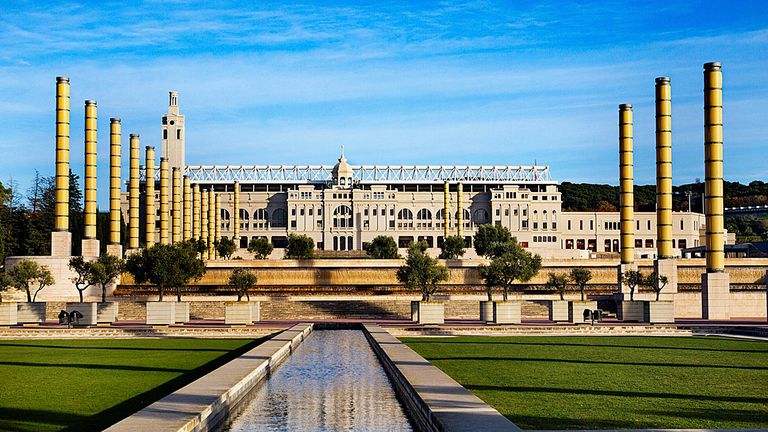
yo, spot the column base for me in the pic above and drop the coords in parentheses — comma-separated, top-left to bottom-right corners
(50, 231, 72, 257)
(654, 259, 678, 300)
(82, 239, 100, 258)
(702, 272, 730, 320)
(106, 244, 123, 258)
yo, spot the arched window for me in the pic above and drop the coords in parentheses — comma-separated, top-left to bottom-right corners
(252, 208, 269, 229)
(473, 208, 489, 225)
(271, 208, 287, 228)
(454, 209, 470, 227)
(333, 205, 353, 228)
(416, 209, 432, 220)
(436, 209, 447, 220)
(239, 209, 250, 230)
(398, 208, 414, 229)
(220, 209, 231, 230)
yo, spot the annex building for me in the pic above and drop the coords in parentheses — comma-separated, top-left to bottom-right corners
(125, 92, 709, 259)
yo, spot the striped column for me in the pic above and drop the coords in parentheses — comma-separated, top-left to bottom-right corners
(619, 104, 634, 265)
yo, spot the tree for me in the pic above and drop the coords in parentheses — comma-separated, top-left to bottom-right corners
(68, 256, 95, 303)
(396, 241, 449, 302)
(286, 233, 315, 259)
(0, 272, 13, 301)
(247, 237, 274, 259)
(439, 235, 465, 259)
(645, 271, 669, 301)
(477, 239, 541, 301)
(90, 254, 124, 303)
(473, 224, 512, 258)
(570, 268, 593, 301)
(546, 272, 569, 301)
(125, 243, 205, 301)
(6, 259, 54, 302)
(364, 235, 399, 259)
(229, 268, 257, 301)
(215, 237, 236, 259)
(621, 270, 644, 302)
(187, 238, 207, 260)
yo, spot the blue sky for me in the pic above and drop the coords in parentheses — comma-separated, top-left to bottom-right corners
(1, 1, 767, 207)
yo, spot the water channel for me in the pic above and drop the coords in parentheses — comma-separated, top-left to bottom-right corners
(224, 330, 413, 432)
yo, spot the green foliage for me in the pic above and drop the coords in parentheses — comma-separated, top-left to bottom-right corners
(546, 272, 570, 300)
(478, 238, 542, 301)
(726, 215, 768, 243)
(247, 237, 274, 259)
(396, 241, 449, 302)
(364, 235, 399, 259)
(439, 235, 466, 259)
(473, 224, 513, 258)
(569, 268, 593, 301)
(643, 271, 669, 301)
(229, 268, 257, 301)
(90, 254, 124, 303)
(125, 242, 205, 301)
(6, 259, 54, 302)
(285, 233, 315, 259)
(0, 272, 13, 301)
(621, 270, 645, 302)
(68, 256, 95, 303)
(215, 237, 236, 259)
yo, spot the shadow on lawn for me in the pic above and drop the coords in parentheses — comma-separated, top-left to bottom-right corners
(57, 336, 269, 432)
(427, 356, 768, 371)
(464, 384, 768, 404)
(639, 407, 768, 424)
(0, 361, 192, 373)
(0, 343, 233, 353)
(0, 407, 88, 431)
(406, 336, 768, 354)
(509, 413, 653, 430)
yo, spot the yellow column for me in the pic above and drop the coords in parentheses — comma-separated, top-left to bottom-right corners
(443, 181, 450, 239)
(159, 158, 170, 245)
(655, 77, 673, 259)
(172, 167, 182, 243)
(619, 104, 635, 265)
(109, 118, 122, 245)
(207, 190, 215, 259)
(183, 176, 192, 240)
(144, 146, 156, 248)
(215, 193, 221, 259)
(193, 184, 202, 239)
(233, 181, 240, 246)
(54, 77, 70, 232)
(704, 62, 725, 272)
(84, 100, 97, 240)
(456, 182, 464, 238)
(201, 189, 209, 257)
(128, 134, 140, 249)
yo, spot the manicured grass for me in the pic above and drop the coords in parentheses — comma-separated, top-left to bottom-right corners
(0, 338, 262, 432)
(402, 335, 768, 430)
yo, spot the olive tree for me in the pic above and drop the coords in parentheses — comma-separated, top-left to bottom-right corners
(215, 237, 237, 259)
(546, 272, 570, 301)
(621, 270, 644, 302)
(286, 233, 315, 259)
(364, 235, 399, 259)
(569, 268, 593, 301)
(90, 254, 124, 303)
(69, 256, 95, 302)
(6, 259, 54, 302)
(396, 241, 449, 302)
(473, 224, 513, 258)
(645, 271, 669, 301)
(247, 237, 274, 259)
(478, 239, 541, 301)
(125, 242, 205, 301)
(229, 268, 257, 301)
(439, 235, 465, 259)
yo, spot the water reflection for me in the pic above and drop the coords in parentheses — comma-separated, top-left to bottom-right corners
(225, 330, 412, 432)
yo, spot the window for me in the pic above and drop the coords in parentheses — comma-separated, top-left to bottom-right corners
(543, 222, 548, 229)
(271, 209, 287, 228)
(333, 205, 353, 228)
(522, 220, 528, 228)
(416, 209, 432, 220)
(373, 208, 377, 216)
(681, 220, 684, 230)
(163, 129, 168, 139)
(647, 220, 651, 230)
(645, 239, 653, 248)
(176, 129, 181, 139)
(505, 209, 509, 216)
(291, 209, 296, 216)
(590, 220, 593, 230)
(568, 220, 571, 230)
(364, 209, 369, 216)
(533, 222, 538, 230)
(533, 196, 538, 200)
(635, 239, 642, 248)
(473, 208, 489, 225)
(309, 208, 313, 216)
(239, 208, 250, 230)
(678, 239, 687, 249)
(300, 209, 304, 216)
(579, 220, 583, 230)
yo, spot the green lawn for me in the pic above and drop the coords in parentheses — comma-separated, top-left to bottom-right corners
(0, 338, 261, 432)
(402, 335, 768, 430)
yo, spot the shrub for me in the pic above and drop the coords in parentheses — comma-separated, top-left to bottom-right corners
(364, 236, 399, 259)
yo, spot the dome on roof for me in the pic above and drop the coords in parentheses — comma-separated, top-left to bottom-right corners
(332, 145, 353, 181)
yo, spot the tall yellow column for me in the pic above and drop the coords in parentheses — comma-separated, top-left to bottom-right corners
(172, 167, 182, 243)
(456, 182, 464, 238)
(701, 61, 730, 319)
(207, 190, 215, 259)
(83, 100, 98, 240)
(233, 181, 240, 246)
(619, 104, 635, 265)
(144, 146, 156, 248)
(108, 118, 122, 255)
(193, 184, 201, 239)
(51, 76, 72, 256)
(655, 77, 673, 259)
(214, 193, 221, 259)
(201, 189, 209, 257)
(443, 181, 450, 239)
(183, 176, 192, 240)
(159, 158, 170, 245)
(128, 134, 140, 249)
